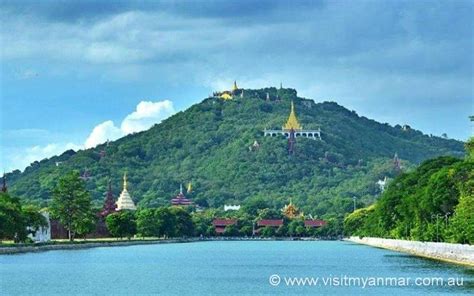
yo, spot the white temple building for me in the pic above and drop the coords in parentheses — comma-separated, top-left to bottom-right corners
(116, 173, 137, 211)
(224, 205, 241, 211)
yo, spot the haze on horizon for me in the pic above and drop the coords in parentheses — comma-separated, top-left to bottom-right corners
(0, 0, 473, 172)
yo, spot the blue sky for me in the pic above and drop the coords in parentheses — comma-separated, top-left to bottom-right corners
(0, 0, 473, 172)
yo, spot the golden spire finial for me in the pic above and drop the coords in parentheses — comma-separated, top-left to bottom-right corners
(232, 80, 238, 92)
(123, 172, 127, 191)
(284, 101, 302, 130)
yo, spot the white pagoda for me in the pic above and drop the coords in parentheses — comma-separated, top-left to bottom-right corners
(116, 173, 137, 211)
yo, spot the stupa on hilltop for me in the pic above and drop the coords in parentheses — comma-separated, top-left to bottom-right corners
(115, 173, 137, 211)
(213, 81, 242, 100)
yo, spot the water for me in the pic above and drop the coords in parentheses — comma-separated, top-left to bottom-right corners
(0, 241, 472, 295)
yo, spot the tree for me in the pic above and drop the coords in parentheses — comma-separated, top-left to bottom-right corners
(0, 192, 25, 242)
(260, 226, 275, 237)
(136, 208, 160, 237)
(0, 193, 47, 243)
(223, 224, 239, 237)
(296, 225, 306, 237)
(239, 225, 253, 236)
(170, 207, 194, 237)
(106, 211, 136, 239)
(50, 171, 94, 241)
(447, 172, 474, 244)
(155, 207, 176, 237)
(276, 225, 288, 237)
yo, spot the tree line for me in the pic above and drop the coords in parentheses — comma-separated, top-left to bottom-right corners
(344, 138, 473, 244)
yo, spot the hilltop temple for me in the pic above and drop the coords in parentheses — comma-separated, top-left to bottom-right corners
(263, 101, 321, 140)
(264, 101, 321, 154)
(213, 81, 242, 100)
(115, 173, 137, 211)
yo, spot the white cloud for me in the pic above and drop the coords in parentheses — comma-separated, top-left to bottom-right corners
(121, 100, 174, 134)
(84, 100, 175, 148)
(84, 120, 122, 149)
(1, 100, 176, 172)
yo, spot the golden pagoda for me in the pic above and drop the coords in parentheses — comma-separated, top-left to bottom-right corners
(282, 199, 299, 219)
(220, 93, 232, 100)
(217, 81, 240, 100)
(283, 101, 302, 131)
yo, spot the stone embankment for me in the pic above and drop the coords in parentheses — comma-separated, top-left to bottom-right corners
(346, 236, 474, 266)
(0, 238, 200, 255)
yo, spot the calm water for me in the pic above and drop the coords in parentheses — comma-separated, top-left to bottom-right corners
(0, 241, 472, 295)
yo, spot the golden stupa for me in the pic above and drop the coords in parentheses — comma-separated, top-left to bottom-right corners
(283, 101, 302, 130)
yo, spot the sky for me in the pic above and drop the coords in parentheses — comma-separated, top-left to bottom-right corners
(0, 0, 473, 173)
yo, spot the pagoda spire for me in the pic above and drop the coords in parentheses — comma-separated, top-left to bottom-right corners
(123, 172, 127, 191)
(284, 101, 302, 131)
(1, 172, 7, 193)
(232, 80, 238, 92)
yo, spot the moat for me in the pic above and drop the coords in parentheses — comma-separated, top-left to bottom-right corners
(1, 241, 472, 295)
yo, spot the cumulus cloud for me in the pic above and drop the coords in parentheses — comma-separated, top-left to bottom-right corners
(84, 120, 122, 149)
(84, 100, 175, 148)
(1, 100, 176, 172)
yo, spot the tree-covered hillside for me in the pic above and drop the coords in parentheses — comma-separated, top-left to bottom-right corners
(344, 139, 473, 244)
(6, 87, 464, 218)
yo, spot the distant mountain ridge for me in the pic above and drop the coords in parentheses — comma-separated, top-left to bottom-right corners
(6, 87, 464, 217)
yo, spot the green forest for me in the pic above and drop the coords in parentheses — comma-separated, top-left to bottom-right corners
(5, 87, 464, 221)
(344, 139, 473, 244)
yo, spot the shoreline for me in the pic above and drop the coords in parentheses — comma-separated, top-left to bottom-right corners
(345, 236, 474, 267)
(0, 237, 323, 255)
(0, 238, 204, 255)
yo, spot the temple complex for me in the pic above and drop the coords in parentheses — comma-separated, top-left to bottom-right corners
(115, 173, 137, 211)
(100, 180, 117, 216)
(213, 81, 242, 100)
(263, 101, 321, 140)
(171, 184, 193, 206)
(264, 101, 321, 154)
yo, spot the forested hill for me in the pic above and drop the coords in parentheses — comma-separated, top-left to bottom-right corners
(6, 87, 464, 217)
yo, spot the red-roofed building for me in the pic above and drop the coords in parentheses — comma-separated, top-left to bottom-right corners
(212, 219, 237, 234)
(171, 184, 193, 206)
(304, 219, 327, 228)
(257, 219, 284, 227)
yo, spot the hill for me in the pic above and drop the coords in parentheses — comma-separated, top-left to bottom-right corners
(5, 87, 465, 218)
